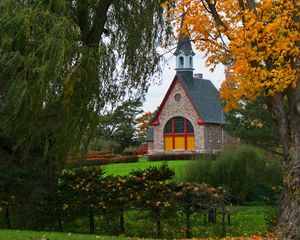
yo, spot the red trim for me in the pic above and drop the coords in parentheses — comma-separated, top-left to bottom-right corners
(151, 120, 159, 126)
(184, 119, 187, 150)
(164, 117, 194, 150)
(152, 75, 179, 123)
(172, 118, 175, 149)
(197, 118, 205, 125)
(164, 133, 194, 136)
(151, 74, 205, 124)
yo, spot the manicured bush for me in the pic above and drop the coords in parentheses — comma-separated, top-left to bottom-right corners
(111, 155, 139, 163)
(184, 145, 283, 203)
(57, 167, 106, 233)
(20, 162, 231, 239)
(66, 152, 138, 167)
(122, 147, 139, 156)
(148, 153, 197, 161)
(173, 182, 228, 238)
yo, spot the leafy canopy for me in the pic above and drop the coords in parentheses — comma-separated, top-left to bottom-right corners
(0, 0, 170, 161)
(167, 0, 299, 110)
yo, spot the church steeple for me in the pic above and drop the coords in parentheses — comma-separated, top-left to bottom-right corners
(174, 17, 195, 73)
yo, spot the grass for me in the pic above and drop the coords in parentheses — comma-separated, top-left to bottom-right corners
(0, 230, 129, 240)
(0, 159, 273, 239)
(103, 158, 189, 181)
(0, 204, 272, 240)
(118, 203, 271, 239)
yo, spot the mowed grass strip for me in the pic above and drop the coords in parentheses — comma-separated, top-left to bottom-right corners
(103, 159, 189, 179)
(0, 230, 129, 240)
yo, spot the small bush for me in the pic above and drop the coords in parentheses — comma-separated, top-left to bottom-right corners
(183, 145, 283, 203)
(148, 153, 197, 161)
(111, 155, 139, 163)
(122, 147, 139, 156)
(66, 154, 138, 167)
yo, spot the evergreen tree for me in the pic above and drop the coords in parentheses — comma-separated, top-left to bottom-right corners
(223, 97, 282, 156)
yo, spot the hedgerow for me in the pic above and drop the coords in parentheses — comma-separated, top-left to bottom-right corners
(52, 163, 228, 238)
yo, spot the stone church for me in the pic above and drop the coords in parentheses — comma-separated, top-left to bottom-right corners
(145, 34, 236, 155)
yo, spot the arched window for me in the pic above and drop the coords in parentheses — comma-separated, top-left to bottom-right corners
(189, 57, 193, 67)
(164, 117, 195, 150)
(179, 56, 184, 68)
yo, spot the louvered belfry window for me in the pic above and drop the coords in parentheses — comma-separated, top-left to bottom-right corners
(164, 117, 195, 150)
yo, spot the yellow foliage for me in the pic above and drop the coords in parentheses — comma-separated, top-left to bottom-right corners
(165, 0, 300, 110)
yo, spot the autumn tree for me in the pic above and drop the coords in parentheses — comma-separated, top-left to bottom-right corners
(167, 0, 299, 238)
(0, 0, 170, 228)
(136, 111, 154, 141)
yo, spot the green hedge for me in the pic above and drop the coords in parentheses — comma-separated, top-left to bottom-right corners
(148, 153, 196, 161)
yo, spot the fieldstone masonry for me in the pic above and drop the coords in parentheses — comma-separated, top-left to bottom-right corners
(148, 79, 237, 155)
(150, 80, 204, 154)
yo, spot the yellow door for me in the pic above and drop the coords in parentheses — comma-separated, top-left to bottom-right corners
(174, 136, 185, 150)
(187, 136, 195, 150)
(164, 136, 173, 150)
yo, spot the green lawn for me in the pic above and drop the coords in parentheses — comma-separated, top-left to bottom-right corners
(0, 204, 272, 240)
(119, 203, 271, 238)
(103, 159, 189, 181)
(0, 230, 128, 240)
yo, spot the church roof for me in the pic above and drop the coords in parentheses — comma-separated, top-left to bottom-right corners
(151, 73, 226, 125)
(174, 36, 195, 56)
(177, 72, 226, 124)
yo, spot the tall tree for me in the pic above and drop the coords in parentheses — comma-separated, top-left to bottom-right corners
(223, 97, 282, 156)
(97, 99, 143, 153)
(0, 0, 170, 228)
(167, 0, 300, 238)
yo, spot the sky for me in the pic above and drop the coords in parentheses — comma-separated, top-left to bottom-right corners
(142, 48, 226, 113)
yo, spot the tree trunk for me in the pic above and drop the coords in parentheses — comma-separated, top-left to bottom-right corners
(208, 208, 216, 223)
(89, 210, 95, 234)
(156, 213, 162, 239)
(185, 207, 192, 238)
(119, 211, 125, 234)
(276, 151, 300, 239)
(268, 91, 300, 239)
(4, 207, 11, 229)
(57, 219, 63, 232)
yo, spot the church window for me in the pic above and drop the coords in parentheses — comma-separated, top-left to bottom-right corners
(209, 127, 213, 142)
(174, 93, 181, 102)
(189, 57, 193, 67)
(164, 117, 195, 150)
(179, 56, 184, 68)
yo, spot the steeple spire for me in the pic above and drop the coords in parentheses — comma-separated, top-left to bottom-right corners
(174, 14, 195, 72)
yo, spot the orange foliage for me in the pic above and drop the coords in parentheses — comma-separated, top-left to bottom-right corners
(136, 111, 153, 139)
(164, 0, 300, 110)
(191, 234, 278, 240)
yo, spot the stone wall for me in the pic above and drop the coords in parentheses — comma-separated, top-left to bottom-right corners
(151, 79, 205, 153)
(203, 124, 239, 153)
(148, 78, 239, 155)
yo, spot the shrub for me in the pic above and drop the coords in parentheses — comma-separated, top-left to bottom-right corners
(111, 155, 139, 163)
(66, 151, 138, 167)
(183, 145, 283, 203)
(122, 147, 139, 156)
(148, 153, 197, 161)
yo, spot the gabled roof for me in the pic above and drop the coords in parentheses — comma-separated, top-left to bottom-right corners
(177, 72, 226, 124)
(152, 72, 226, 124)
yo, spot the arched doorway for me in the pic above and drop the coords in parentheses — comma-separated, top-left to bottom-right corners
(164, 117, 195, 150)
